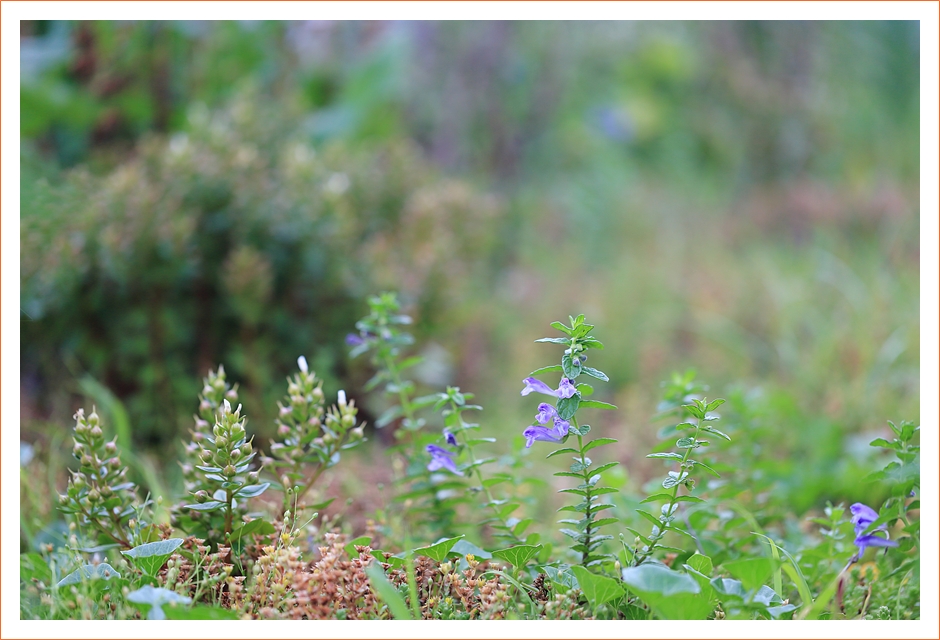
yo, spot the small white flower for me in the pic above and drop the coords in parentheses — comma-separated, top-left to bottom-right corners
(337, 390, 347, 408)
(297, 355, 308, 373)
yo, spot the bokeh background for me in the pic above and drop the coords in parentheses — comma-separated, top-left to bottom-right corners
(20, 21, 920, 540)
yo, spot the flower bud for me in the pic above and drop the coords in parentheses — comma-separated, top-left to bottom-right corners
(195, 490, 209, 503)
(89, 426, 103, 439)
(350, 425, 365, 440)
(215, 436, 228, 449)
(230, 448, 242, 460)
(278, 424, 291, 436)
(199, 399, 212, 413)
(213, 378, 226, 392)
(337, 390, 347, 409)
(297, 355, 308, 373)
(223, 465, 236, 477)
(100, 485, 113, 498)
(181, 464, 194, 477)
(80, 454, 94, 466)
(87, 489, 101, 503)
(225, 389, 238, 402)
(312, 387, 324, 402)
(88, 409, 100, 426)
(109, 457, 121, 470)
(247, 471, 260, 484)
(240, 443, 252, 456)
(72, 474, 86, 489)
(342, 413, 355, 428)
(200, 449, 213, 462)
(58, 494, 69, 506)
(213, 425, 224, 438)
(194, 417, 209, 430)
(104, 441, 117, 455)
(74, 421, 89, 437)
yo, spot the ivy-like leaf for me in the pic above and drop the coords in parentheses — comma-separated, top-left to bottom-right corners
(492, 544, 543, 568)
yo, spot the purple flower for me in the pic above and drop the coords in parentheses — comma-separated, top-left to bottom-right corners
(444, 429, 458, 446)
(520, 377, 578, 399)
(426, 444, 461, 475)
(556, 378, 577, 399)
(850, 502, 899, 555)
(523, 417, 571, 448)
(345, 333, 365, 346)
(535, 403, 557, 425)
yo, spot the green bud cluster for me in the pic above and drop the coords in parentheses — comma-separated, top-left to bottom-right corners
(172, 366, 241, 535)
(268, 356, 365, 510)
(58, 408, 138, 548)
(181, 398, 269, 540)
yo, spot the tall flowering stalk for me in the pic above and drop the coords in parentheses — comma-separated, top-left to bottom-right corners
(522, 315, 619, 568)
(347, 292, 445, 534)
(426, 386, 528, 545)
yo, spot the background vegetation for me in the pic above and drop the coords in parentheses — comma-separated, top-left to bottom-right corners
(20, 20, 919, 621)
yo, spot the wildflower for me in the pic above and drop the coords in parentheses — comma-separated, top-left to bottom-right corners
(443, 429, 458, 446)
(297, 355, 308, 373)
(523, 417, 571, 448)
(535, 403, 557, 425)
(426, 444, 461, 475)
(345, 333, 365, 346)
(850, 503, 899, 556)
(520, 377, 577, 399)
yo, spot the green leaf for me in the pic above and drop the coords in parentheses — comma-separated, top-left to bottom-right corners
(550, 320, 573, 335)
(535, 337, 569, 345)
(641, 494, 705, 504)
(646, 453, 683, 461)
(621, 564, 712, 620)
(635, 509, 664, 527)
(163, 605, 240, 620)
(579, 400, 618, 410)
(562, 353, 582, 379)
(234, 483, 270, 499)
(529, 364, 563, 377)
(413, 535, 464, 562)
(581, 366, 609, 382)
(676, 436, 697, 448)
(56, 563, 122, 588)
(702, 426, 731, 441)
(576, 383, 594, 396)
(592, 461, 619, 475)
(556, 394, 581, 420)
(126, 585, 192, 620)
(122, 539, 184, 577)
(542, 565, 579, 592)
(492, 544, 543, 568)
(375, 405, 403, 428)
(570, 565, 625, 608)
(683, 403, 705, 420)
(229, 520, 276, 543)
(581, 338, 604, 350)
(365, 564, 414, 620)
(182, 500, 226, 512)
(705, 398, 725, 412)
(592, 517, 620, 528)
(686, 553, 713, 577)
(547, 447, 580, 459)
(722, 557, 776, 593)
(691, 460, 720, 477)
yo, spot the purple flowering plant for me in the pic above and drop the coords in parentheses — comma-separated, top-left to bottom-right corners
(522, 314, 620, 568)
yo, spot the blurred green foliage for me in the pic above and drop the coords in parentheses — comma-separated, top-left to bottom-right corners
(21, 20, 919, 513)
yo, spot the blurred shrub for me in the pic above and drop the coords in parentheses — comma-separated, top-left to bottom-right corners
(21, 89, 503, 446)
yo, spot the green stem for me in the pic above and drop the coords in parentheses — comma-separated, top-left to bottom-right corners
(634, 418, 702, 566)
(574, 419, 593, 566)
(452, 400, 524, 545)
(224, 487, 234, 538)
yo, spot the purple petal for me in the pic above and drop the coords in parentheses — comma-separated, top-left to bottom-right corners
(552, 417, 571, 438)
(523, 425, 565, 448)
(426, 444, 461, 475)
(850, 502, 885, 536)
(535, 403, 557, 425)
(345, 333, 365, 346)
(521, 377, 556, 397)
(444, 429, 458, 446)
(556, 378, 577, 399)
(855, 533, 899, 555)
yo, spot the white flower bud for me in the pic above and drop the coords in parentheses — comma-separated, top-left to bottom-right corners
(337, 390, 347, 408)
(297, 356, 308, 373)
